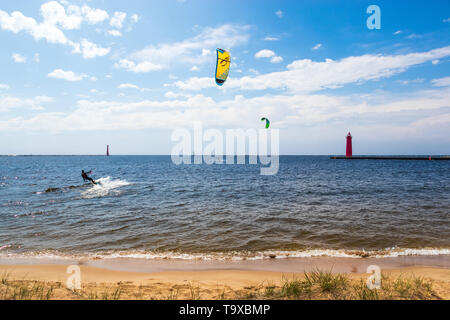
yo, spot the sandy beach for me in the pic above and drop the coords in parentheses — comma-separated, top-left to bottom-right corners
(0, 257, 449, 300)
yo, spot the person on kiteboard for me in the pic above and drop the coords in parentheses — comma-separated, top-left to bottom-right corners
(81, 170, 96, 184)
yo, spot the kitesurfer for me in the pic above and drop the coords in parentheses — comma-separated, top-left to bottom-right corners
(81, 170, 96, 184)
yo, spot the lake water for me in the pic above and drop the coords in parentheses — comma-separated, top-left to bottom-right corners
(0, 155, 449, 261)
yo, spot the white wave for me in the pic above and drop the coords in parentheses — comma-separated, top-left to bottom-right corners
(81, 176, 130, 198)
(1, 247, 449, 262)
(75, 247, 450, 260)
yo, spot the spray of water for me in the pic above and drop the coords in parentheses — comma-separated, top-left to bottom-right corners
(81, 177, 130, 198)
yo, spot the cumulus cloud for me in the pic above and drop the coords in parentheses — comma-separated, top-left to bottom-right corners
(2, 87, 449, 135)
(12, 53, 26, 63)
(0, 94, 52, 112)
(255, 49, 283, 63)
(48, 69, 89, 81)
(116, 24, 250, 73)
(110, 11, 126, 29)
(75, 39, 110, 59)
(107, 29, 122, 37)
(81, 5, 109, 24)
(115, 59, 164, 73)
(130, 14, 140, 24)
(0, 3, 112, 59)
(40, 1, 82, 30)
(118, 83, 141, 90)
(174, 46, 450, 93)
(270, 56, 283, 63)
(431, 76, 450, 87)
(0, 8, 73, 45)
(255, 49, 275, 58)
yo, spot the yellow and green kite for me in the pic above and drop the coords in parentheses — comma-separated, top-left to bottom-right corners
(215, 48, 230, 86)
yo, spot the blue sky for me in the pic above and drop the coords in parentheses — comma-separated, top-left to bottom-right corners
(0, 0, 449, 155)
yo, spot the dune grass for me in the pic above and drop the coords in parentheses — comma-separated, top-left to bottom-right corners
(235, 269, 438, 300)
(0, 269, 441, 300)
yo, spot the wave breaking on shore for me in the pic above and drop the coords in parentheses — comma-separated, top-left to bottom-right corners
(0, 247, 449, 262)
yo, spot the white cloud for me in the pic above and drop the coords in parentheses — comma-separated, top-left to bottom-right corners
(431, 77, 450, 87)
(264, 36, 279, 41)
(12, 53, 27, 63)
(2, 87, 449, 135)
(33, 53, 40, 63)
(173, 77, 214, 90)
(76, 39, 110, 59)
(201, 48, 211, 56)
(116, 24, 249, 73)
(0, 9, 72, 45)
(407, 33, 422, 39)
(190, 66, 199, 71)
(312, 43, 322, 50)
(0, 84, 9, 90)
(48, 69, 88, 81)
(115, 59, 164, 73)
(396, 78, 424, 85)
(81, 5, 109, 24)
(255, 49, 275, 58)
(255, 49, 282, 63)
(174, 46, 450, 93)
(0, 5, 110, 59)
(432, 59, 439, 65)
(130, 14, 140, 23)
(107, 29, 122, 37)
(40, 1, 82, 30)
(270, 56, 283, 63)
(275, 10, 283, 18)
(164, 91, 183, 99)
(118, 83, 141, 90)
(0, 94, 52, 112)
(110, 11, 126, 29)
(393, 30, 402, 35)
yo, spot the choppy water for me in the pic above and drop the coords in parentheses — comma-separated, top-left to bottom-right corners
(0, 155, 449, 261)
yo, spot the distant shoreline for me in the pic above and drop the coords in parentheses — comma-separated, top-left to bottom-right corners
(1, 154, 449, 157)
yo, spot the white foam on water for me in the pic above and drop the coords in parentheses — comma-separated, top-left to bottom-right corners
(81, 176, 130, 199)
(78, 247, 450, 260)
(1, 247, 449, 262)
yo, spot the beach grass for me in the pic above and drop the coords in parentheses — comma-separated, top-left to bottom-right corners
(0, 269, 443, 300)
(234, 269, 439, 300)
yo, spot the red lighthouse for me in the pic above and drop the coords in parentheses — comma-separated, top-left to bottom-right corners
(346, 132, 352, 157)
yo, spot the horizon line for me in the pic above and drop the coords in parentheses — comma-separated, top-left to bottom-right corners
(1, 154, 449, 157)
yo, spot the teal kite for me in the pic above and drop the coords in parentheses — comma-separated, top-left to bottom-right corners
(261, 117, 270, 129)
